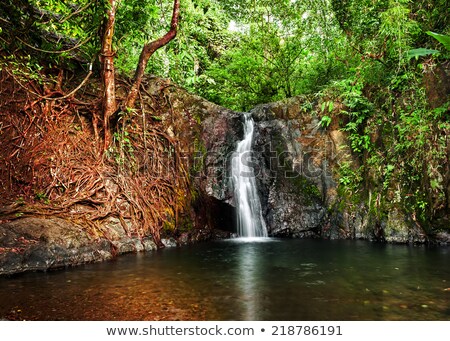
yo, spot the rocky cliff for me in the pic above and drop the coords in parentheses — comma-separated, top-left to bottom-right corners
(198, 93, 448, 245)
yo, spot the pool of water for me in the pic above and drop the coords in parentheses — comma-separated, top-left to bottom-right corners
(0, 239, 449, 320)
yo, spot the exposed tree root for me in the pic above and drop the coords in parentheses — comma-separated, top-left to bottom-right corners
(0, 66, 191, 247)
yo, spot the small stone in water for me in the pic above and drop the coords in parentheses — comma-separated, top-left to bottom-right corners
(421, 304, 428, 308)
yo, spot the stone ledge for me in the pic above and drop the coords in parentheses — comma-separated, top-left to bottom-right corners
(0, 217, 157, 276)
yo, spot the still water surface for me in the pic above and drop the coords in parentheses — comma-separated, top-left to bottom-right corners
(0, 239, 449, 320)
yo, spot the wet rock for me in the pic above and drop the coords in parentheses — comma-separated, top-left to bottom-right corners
(162, 238, 177, 248)
(0, 217, 158, 276)
(193, 96, 332, 238)
(384, 209, 427, 244)
(112, 239, 138, 254)
(201, 110, 243, 201)
(247, 96, 438, 244)
(251, 101, 329, 237)
(142, 237, 157, 251)
(142, 82, 242, 233)
(434, 232, 450, 245)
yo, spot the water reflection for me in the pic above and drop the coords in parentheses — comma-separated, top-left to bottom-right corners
(237, 243, 259, 320)
(227, 237, 274, 320)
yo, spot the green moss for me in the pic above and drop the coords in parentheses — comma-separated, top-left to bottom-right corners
(190, 139, 207, 175)
(270, 126, 322, 204)
(288, 175, 321, 199)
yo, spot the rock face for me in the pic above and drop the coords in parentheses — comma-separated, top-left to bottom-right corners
(200, 107, 243, 204)
(205, 96, 445, 244)
(187, 95, 333, 238)
(250, 99, 331, 238)
(251, 113, 326, 236)
(247, 98, 428, 242)
(194, 96, 332, 238)
(168, 88, 446, 244)
(141, 80, 243, 234)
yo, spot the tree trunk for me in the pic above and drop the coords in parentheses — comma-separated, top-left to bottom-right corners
(101, 0, 118, 150)
(125, 0, 180, 110)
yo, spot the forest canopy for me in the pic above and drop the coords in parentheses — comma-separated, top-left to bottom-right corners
(1, 0, 448, 109)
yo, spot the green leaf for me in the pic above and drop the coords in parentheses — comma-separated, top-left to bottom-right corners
(328, 101, 334, 112)
(406, 48, 439, 60)
(426, 31, 450, 52)
(320, 115, 332, 128)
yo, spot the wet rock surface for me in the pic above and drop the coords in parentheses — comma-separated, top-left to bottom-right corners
(250, 100, 330, 237)
(0, 217, 157, 276)
(0, 214, 232, 276)
(144, 80, 241, 231)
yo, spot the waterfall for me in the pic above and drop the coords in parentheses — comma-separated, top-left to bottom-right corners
(231, 113, 268, 238)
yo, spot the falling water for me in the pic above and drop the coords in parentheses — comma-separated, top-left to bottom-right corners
(231, 113, 268, 238)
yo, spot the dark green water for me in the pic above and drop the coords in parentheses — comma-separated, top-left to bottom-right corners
(0, 239, 449, 320)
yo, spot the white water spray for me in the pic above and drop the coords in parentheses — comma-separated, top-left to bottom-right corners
(231, 113, 268, 238)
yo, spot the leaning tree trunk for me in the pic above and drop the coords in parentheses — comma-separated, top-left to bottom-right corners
(100, 0, 118, 151)
(125, 0, 180, 110)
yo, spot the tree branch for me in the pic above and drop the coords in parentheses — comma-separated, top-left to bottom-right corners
(17, 36, 92, 54)
(57, 1, 94, 24)
(125, 0, 180, 110)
